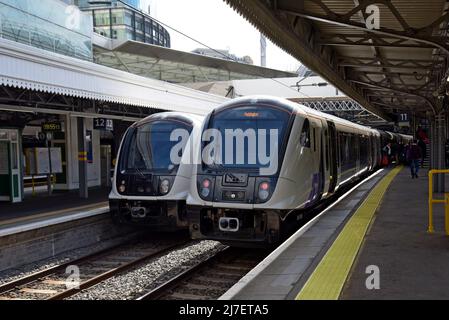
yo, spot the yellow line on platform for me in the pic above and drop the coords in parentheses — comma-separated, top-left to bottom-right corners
(296, 166, 403, 300)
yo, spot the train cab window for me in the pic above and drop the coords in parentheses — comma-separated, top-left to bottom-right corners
(300, 119, 311, 148)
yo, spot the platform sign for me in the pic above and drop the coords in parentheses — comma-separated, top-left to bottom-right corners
(94, 118, 113, 131)
(397, 113, 410, 127)
(42, 122, 62, 132)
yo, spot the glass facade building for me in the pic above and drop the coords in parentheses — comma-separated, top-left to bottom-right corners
(0, 0, 93, 60)
(76, 0, 170, 48)
(124, 0, 140, 8)
(75, 1, 141, 10)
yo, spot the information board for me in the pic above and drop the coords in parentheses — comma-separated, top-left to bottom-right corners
(25, 148, 63, 175)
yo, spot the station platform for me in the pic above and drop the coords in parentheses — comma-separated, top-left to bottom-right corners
(221, 166, 449, 300)
(0, 188, 110, 237)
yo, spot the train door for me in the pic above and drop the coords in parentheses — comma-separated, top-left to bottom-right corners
(308, 117, 323, 202)
(320, 120, 331, 197)
(327, 121, 338, 193)
(355, 134, 361, 173)
(368, 133, 374, 170)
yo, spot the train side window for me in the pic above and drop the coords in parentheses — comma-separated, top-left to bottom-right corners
(313, 128, 316, 152)
(300, 119, 311, 148)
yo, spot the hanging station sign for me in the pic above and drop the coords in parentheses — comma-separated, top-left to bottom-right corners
(94, 118, 114, 131)
(41, 122, 62, 132)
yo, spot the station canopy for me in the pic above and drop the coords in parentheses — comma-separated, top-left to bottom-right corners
(182, 76, 385, 124)
(93, 36, 297, 83)
(0, 38, 228, 117)
(224, 0, 449, 120)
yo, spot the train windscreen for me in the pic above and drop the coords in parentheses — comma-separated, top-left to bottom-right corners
(203, 105, 292, 172)
(123, 120, 193, 173)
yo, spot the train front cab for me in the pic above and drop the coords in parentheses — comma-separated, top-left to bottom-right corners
(109, 113, 201, 230)
(188, 98, 380, 247)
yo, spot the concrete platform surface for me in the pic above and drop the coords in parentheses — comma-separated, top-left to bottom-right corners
(221, 170, 388, 300)
(0, 188, 110, 237)
(341, 168, 449, 300)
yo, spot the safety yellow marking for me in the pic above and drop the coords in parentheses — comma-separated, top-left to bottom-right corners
(296, 166, 403, 300)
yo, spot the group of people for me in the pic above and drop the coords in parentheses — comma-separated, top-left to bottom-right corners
(382, 127, 429, 179)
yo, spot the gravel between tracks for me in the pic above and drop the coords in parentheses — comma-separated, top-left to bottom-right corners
(0, 232, 141, 286)
(67, 240, 224, 300)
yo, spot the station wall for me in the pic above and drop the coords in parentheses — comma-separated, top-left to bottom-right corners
(66, 117, 101, 190)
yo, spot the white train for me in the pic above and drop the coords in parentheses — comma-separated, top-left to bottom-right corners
(109, 112, 204, 230)
(186, 96, 411, 246)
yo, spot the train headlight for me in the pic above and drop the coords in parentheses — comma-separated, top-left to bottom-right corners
(200, 178, 211, 198)
(258, 181, 270, 201)
(159, 179, 170, 195)
(119, 181, 126, 193)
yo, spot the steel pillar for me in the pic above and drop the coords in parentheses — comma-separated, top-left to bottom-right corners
(431, 114, 446, 192)
(77, 117, 88, 199)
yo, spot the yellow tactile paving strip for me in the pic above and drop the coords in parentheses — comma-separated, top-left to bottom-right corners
(296, 166, 403, 300)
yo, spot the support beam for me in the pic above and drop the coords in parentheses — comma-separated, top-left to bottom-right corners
(349, 80, 437, 114)
(77, 117, 88, 199)
(223, 0, 390, 121)
(279, 8, 449, 55)
(339, 63, 441, 71)
(318, 41, 435, 50)
(436, 113, 447, 192)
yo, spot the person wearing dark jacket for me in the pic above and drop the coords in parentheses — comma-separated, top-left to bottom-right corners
(418, 139, 426, 167)
(407, 140, 423, 179)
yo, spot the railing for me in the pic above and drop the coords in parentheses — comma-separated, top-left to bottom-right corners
(428, 169, 449, 235)
(24, 175, 56, 196)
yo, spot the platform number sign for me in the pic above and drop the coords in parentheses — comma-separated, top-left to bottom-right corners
(399, 113, 409, 122)
(397, 113, 410, 127)
(94, 118, 113, 131)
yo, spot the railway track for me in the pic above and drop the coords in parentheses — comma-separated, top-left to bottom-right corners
(137, 246, 268, 300)
(0, 238, 191, 300)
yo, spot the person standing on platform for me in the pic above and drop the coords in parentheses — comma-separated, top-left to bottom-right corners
(407, 140, 422, 179)
(416, 126, 429, 143)
(391, 141, 399, 164)
(398, 141, 406, 164)
(382, 142, 392, 166)
(418, 138, 427, 168)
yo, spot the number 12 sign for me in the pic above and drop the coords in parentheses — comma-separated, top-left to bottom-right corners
(94, 118, 113, 131)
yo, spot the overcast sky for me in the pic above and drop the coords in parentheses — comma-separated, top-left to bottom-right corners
(140, 0, 302, 72)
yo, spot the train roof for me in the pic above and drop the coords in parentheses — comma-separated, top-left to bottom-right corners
(131, 111, 204, 128)
(212, 95, 378, 134)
